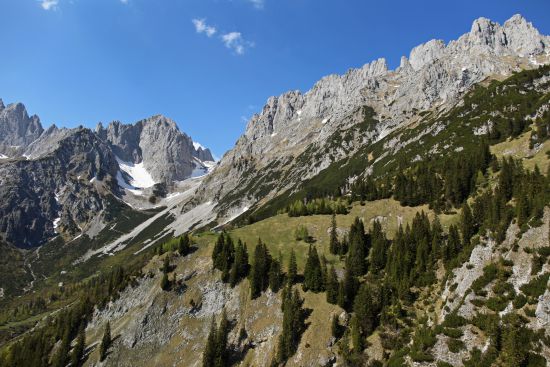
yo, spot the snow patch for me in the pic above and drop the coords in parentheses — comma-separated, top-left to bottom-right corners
(53, 217, 61, 230)
(116, 157, 156, 194)
(321, 118, 329, 124)
(193, 141, 205, 151)
(0, 154, 8, 159)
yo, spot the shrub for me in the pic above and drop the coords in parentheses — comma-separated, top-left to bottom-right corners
(447, 338, 465, 353)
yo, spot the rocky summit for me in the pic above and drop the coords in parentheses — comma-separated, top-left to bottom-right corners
(0, 12, 549, 367)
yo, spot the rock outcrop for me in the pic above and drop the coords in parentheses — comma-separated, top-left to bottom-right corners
(195, 14, 550, 220)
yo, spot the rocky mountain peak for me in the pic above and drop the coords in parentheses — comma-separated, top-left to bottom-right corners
(0, 100, 44, 152)
(409, 39, 446, 71)
(0, 99, 4, 110)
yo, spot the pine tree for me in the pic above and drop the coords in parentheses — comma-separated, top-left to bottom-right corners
(269, 257, 283, 293)
(460, 203, 475, 246)
(52, 327, 70, 367)
(446, 225, 461, 261)
(214, 309, 230, 367)
(350, 314, 363, 353)
(70, 324, 85, 367)
(369, 220, 387, 274)
(287, 249, 298, 285)
(162, 256, 170, 274)
(331, 314, 340, 338)
(250, 240, 272, 299)
(203, 318, 217, 367)
(353, 283, 380, 337)
(160, 272, 170, 291)
(178, 233, 191, 256)
(303, 245, 324, 292)
(277, 286, 305, 363)
(99, 322, 111, 362)
(229, 240, 249, 287)
(329, 213, 340, 254)
(346, 217, 367, 276)
(326, 265, 339, 304)
(212, 234, 225, 269)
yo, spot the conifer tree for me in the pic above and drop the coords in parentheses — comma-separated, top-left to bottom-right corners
(350, 314, 363, 353)
(269, 256, 283, 293)
(52, 327, 70, 367)
(346, 217, 367, 276)
(250, 240, 272, 299)
(329, 213, 340, 254)
(70, 324, 85, 367)
(178, 233, 191, 256)
(229, 240, 249, 287)
(203, 318, 217, 367)
(326, 265, 339, 304)
(446, 225, 461, 261)
(460, 203, 475, 246)
(369, 220, 387, 274)
(277, 286, 305, 363)
(162, 256, 170, 274)
(99, 322, 111, 362)
(303, 245, 324, 292)
(287, 249, 297, 285)
(160, 272, 170, 291)
(214, 309, 230, 367)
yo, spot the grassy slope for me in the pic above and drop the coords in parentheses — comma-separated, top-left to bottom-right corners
(226, 199, 457, 272)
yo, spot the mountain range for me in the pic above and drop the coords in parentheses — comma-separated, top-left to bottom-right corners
(0, 13, 549, 367)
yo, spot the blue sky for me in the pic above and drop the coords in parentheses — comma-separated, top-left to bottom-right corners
(0, 0, 549, 157)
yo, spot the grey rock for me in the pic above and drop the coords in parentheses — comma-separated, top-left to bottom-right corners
(195, 14, 550, 223)
(0, 102, 43, 156)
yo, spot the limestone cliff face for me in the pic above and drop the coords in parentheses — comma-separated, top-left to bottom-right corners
(96, 115, 214, 183)
(0, 101, 43, 157)
(0, 105, 214, 248)
(197, 14, 550, 219)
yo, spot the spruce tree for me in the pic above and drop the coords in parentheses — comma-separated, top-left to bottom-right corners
(329, 213, 340, 254)
(326, 265, 339, 304)
(162, 256, 170, 274)
(178, 233, 191, 256)
(214, 309, 230, 367)
(269, 257, 283, 292)
(446, 225, 461, 261)
(250, 240, 272, 299)
(99, 322, 111, 362)
(70, 324, 85, 367)
(350, 314, 363, 353)
(303, 245, 324, 292)
(52, 327, 70, 367)
(287, 249, 298, 285)
(277, 286, 305, 363)
(369, 220, 387, 274)
(346, 217, 367, 276)
(160, 272, 170, 291)
(203, 318, 217, 367)
(460, 203, 475, 246)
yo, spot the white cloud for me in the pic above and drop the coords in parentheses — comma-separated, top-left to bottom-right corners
(248, 0, 265, 9)
(192, 18, 217, 37)
(120, 0, 129, 3)
(39, 0, 58, 10)
(221, 32, 253, 55)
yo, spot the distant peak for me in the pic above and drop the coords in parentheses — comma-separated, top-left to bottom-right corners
(0, 99, 4, 110)
(505, 14, 529, 27)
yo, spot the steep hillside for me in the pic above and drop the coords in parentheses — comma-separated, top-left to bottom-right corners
(0, 13, 549, 367)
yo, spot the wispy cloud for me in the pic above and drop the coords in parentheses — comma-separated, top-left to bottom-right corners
(192, 18, 217, 37)
(248, 0, 265, 9)
(38, 0, 58, 10)
(221, 32, 248, 55)
(120, 0, 129, 4)
(192, 19, 253, 55)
